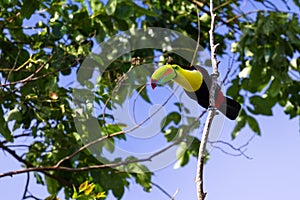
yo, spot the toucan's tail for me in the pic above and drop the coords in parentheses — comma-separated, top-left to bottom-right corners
(219, 97, 241, 120)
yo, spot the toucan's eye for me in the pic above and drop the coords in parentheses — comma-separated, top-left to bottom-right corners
(173, 65, 179, 70)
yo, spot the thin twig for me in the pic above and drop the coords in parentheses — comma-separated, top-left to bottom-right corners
(195, 0, 220, 199)
(171, 188, 180, 200)
(132, 84, 146, 125)
(102, 95, 112, 135)
(237, 133, 256, 150)
(22, 172, 30, 199)
(5, 48, 21, 84)
(23, 194, 41, 200)
(191, 8, 201, 66)
(208, 138, 253, 160)
(152, 182, 175, 200)
(220, 55, 235, 87)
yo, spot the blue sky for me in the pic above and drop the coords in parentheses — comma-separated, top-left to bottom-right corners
(1, 104, 299, 199)
(115, 105, 300, 200)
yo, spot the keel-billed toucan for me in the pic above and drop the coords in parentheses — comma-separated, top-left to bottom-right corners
(150, 64, 241, 120)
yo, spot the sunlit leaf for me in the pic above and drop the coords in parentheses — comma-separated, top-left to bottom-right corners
(96, 192, 106, 198)
(84, 183, 95, 195)
(105, 0, 117, 15)
(79, 181, 88, 193)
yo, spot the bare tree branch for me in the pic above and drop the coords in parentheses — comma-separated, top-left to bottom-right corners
(196, 0, 219, 199)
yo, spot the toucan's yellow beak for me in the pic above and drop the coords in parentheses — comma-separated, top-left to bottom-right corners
(150, 65, 177, 89)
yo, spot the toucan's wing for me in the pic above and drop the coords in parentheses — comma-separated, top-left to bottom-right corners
(193, 66, 212, 88)
(194, 65, 225, 94)
(194, 66, 241, 119)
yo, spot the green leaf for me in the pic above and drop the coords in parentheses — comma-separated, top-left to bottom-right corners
(238, 66, 251, 78)
(136, 85, 151, 104)
(45, 195, 58, 200)
(103, 138, 115, 153)
(135, 172, 152, 192)
(79, 181, 89, 193)
(105, 172, 127, 199)
(174, 142, 189, 168)
(124, 1, 158, 17)
(176, 142, 187, 159)
(293, 1, 300, 13)
(114, 18, 129, 31)
(187, 136, 201, 157)
(115, 4, 134, 19)
(232, 110, 247, 139)
(227, 79, 240, 99)
(163, 126, 178, 142)
(247, 115, 261, 135)
(34, 172, 44, 185)
(6, 107, 22, 122)
(174, 150, 189, 169)
(104, 124, 126, 140)
(284, 101, 297, 117)
(0, 106, 13, 142)
(51, 22, 63, 38)
(91, 0, 104, 14)
(45, 176, 61, 195)
(249, 96, 274, 116)
(105, 0, 117, 15)
(2, 0, 10, 5)
(72, 185, 78, 199)
(21, 0, 39, 19)
(161, 111, 181, 130)
(266, 78, 281, 98)
(199, 13, 210, 24)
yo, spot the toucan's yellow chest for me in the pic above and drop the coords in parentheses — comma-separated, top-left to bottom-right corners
(173, 69, 203, 92)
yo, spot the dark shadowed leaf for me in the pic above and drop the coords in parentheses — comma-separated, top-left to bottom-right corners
(232, 109, 247, 139)
(161, 111, 181, 130)
(247, 115, 261, 135)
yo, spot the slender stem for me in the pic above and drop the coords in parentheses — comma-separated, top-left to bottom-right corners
(191, 8, 201, 66)
(152, 182, 175, 200)
(22, 172, 30, 199)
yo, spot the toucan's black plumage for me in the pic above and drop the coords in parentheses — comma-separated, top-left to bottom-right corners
(151, 64, 241, 120)
(182, 65, 240, 120)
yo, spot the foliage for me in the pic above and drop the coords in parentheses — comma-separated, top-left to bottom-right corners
(72, 181, 106, 200)
(0, 0, 299, 199)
